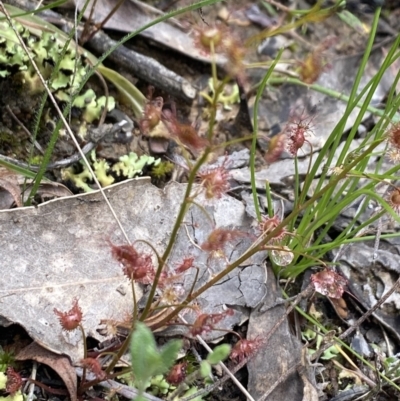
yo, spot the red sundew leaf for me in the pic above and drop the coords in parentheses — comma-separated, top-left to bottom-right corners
(139, 96, 164, 135)
(201, 228, 245, 253)
(230, 337, 264, 363)
(109, 242, 139, 268)
(258, 215, 286, 240)
(310, 269, 347, 299)
(166, 362, 187, 385)
(387, 122, 400, 150)
(190, 309, 234, 337)
(54, 298, 83, 331)
(175, 256, 195, 274)
(80, 358, 106, 380)
(197, 157, 231, 200)
(108, 241, 155, 284)
(388, 187, 400, 215)
(265, 133, 286, 164)
(161, 109, 207, 152)
(5, 367, 22, 395)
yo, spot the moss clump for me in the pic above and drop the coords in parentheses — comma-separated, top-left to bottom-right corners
(150, 161, 174, 179)
(0, 131, 18, 147)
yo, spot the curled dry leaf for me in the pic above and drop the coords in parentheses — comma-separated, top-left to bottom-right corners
(24, 182, 73, 203)
(0, 167, 22, 208)
(16, 342, 77, 401)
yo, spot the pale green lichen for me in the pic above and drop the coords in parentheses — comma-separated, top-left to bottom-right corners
(0, 21, 115, 123)
(62, 151, 159, 192)
(92, 157, 115, 187)
(112, 152, 160, 179)
(57, 89, 116, 123)
(62, 164, 93, 193)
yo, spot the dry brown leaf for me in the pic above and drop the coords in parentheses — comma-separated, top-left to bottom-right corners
(22, 182, 73, 203)
(16, 342, 78, 401)
(74, 0, 224, 64)
(0, 167, 22, 207)
(0, 178, 267, 363)
(0, 189, 15, 209)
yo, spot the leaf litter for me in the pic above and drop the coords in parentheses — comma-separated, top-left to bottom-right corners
(0, 178, 267, 364)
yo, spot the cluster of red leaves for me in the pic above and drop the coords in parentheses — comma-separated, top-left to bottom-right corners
(166, 362, 188, 385)
(139, 90, 207, 155)
(139, 95, 163, 135)
(161, 108, 207, 153)
(230, 337, 264, 363)
(201, 228, 245, 253)
(258, 215, 286, 242)
(152, 256, 195, 292)
(5, 367, 22, 395)
(310, 269, 347, 299)
(265, 110, 315, 162)
(109, 242, 155, 284)
(80, 358, 106, 380)
(285, 113, 314, 156)
(174, 256, 195, 274)
(54, 298, 83, 331)
(189, 309, 234, 337)
(197, 157, 231, 200)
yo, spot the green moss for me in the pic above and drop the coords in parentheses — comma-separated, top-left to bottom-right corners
(29, 155, 43, 165)
(0, 348, 15, 373)
(0, 132, 18, 147)
(150, 161, 174, 179)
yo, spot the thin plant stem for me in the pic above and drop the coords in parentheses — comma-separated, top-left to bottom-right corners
(152, 140, 385, 328)
(251, 48, 284, 221)
(141, 25, 229, 321)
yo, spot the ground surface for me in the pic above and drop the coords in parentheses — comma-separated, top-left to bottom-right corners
(1, 1, 400, 401)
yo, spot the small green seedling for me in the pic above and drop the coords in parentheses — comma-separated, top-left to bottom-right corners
(200, 344, 231, 378)
(130, 322, 182, 401)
